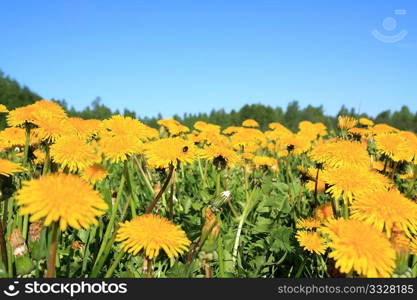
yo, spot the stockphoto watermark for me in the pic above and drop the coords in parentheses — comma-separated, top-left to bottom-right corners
(371, 9, 408, 43)
(2, 281, 128, 297)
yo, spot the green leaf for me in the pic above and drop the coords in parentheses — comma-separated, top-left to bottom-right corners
(270, 226, 294, 253)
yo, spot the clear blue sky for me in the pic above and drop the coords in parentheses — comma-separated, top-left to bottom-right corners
(1, 0, 416, 118)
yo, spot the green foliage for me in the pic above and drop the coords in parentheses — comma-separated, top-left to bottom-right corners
(1, 70, 417, 132)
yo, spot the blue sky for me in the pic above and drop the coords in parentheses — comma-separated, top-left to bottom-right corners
(1, 0, 416, 118)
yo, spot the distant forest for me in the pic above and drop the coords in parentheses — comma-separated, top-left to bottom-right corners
(1, 70, 416, 132)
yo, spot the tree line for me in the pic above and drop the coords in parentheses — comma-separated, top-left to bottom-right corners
(1, 70, 416, 132)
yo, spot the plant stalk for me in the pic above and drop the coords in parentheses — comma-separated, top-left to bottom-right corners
(46, 222, 59, 278)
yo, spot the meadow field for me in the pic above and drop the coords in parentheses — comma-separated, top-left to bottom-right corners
(0, 100, 416, 278)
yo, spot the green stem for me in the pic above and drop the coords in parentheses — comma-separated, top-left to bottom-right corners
(168, 173, 175, 220)
(46, 222, 59, 278)
(145, 164, 174, 214)
(104, 250, 124, 278)
(6, 196, 14, 277)
(406, 165, 417, 197)
(217, 233, 225, 278)
(124, 160, 138, 218)
(0, 221, 8, 271)
(331, 197, 341, 218)
(91, 174, 126, 276)
(90, 184, 132, 278)
(144, 257, 153, 278)
(314, 168, 320, 205)
(91, 234, 116, 278)
(198, 158, 208, 188)
(42, 144, 51, 176)
(382, 157, 388, 175)
(231, 189, 258, 273)
(215, 172, 221, 196)
(2, 197, 7, 232)
(133, 155, 154, 196)
(390, 161, 397, 181)
(22, 215, 29, 241)
(343, 200, 349, 219)
(23, 126, 31, 167)
(82, 227, 96, 274)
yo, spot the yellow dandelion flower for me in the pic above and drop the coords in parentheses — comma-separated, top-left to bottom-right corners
(0, 104, 8, 113)
(50, 135, 100, 172)
(242, 152, 254, 161)
(338, 115, 358, 130)
(16, 174, 108, 230)
(68, 118, 101, 140)
(400, 173, 414, 180)
(399, 130, 417, 162)
(298, 121, 327, 139)
(280, 133, 312, 155)
(309, 139, 370, 169)
(359, 117, 374, 127)
(321, 166, 391, 203)
(314, 203, 334, 220)
(116, 214, 191, 259)
(375, 133, 414, 162)
(298, 166, 326, 193)
(157, 119, 189, 136)
(7, 105, 38, 127)
(390, 225, 410, 255)
(348, 127, 372, 139)
(194, 121, 221, 134)
(193, 131, 229, 146)
(322, 218, 395, 278)
(242, 119, 259, 128)
(144, 138, 195, 168)
(32, 116, 74, 143)
(306, 179, 326, 193)
(351, 189, 417, 238)
(268, 122, 291, 132)
(372, 160, 392, 173)
(7, 100, 67, 128)
(199, 145, 241, 168)
(296, 218, 321, 230)
(33, 148, 45, 165)
(99, 134, 143, 164)
(295, 231, 327, 255)
(194, 121, 208, 131)
(223, 126, 243, 135)
(81, 164, 109, 184)
(0, 127, 41, 148)
(101, 115, 156, 141)
(231, 128, 266, 150)
(31, 100, 67, 118)
(371, 123, 398, 136)
(0, 159, 26, 176)
(252, 156, 277, 168)
(265, 128, 294, 144)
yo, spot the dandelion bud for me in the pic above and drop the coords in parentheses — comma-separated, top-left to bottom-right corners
(9, 229, 34, 275)
(71, 241, 84, 250)
(315, 203, 334, 220)
(154, 183, 160, 195)
(201, 207, 221, 253)
(28, 220, 47, 261)
(29, 220, 43, 243)
(9, 229, 27, 258)
(390, 223, 410, 275)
